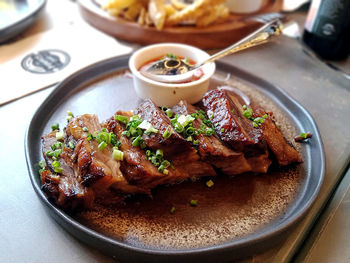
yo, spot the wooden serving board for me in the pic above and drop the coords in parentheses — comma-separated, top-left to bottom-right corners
(78, 0, 283, 49)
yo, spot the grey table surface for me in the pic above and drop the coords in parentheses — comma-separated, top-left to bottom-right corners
(1, 2, 350, 263)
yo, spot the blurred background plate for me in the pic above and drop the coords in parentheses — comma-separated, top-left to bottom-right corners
(0, 0, 46, 43)
(77, 0, 282, 49)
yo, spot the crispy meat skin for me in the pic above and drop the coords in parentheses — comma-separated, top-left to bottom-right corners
(253, 107, 302, 166)
(172, 100, 251, 175)
(201, 89, 273, 173)
(41, 131, 94, 211)
(202, 89, 266, 155)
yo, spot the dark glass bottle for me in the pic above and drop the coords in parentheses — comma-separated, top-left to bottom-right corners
(303, 0, 350, 60)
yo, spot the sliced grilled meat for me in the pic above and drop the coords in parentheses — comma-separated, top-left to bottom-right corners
(135, 100, 216, 178)
(105, 114, 186, 189)
(41, 131, 94, 211)
(66, 114, 146, 195)
(106, 110, 214, 188)
(253, 107, 302, 166)
(202, 89, 266, 156)
(135, 99, 196, 159)
(202, 89, 273, 173)
(172, 100, 252, 175)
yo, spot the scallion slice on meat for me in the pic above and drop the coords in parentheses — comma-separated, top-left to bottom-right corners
(112, 148, 124, 161)
(190, 199, 198, 206)
(51, 123, 59, 131)
(163, 126, 172, 139)
(98, 141, 107, 150)
(56, 132, 64, 141)
(114, 115, 129, 125)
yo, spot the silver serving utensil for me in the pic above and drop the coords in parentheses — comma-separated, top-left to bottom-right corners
(143, 18, 283, 83)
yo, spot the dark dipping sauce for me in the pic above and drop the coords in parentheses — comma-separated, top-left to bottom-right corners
(139, 54, 204, 83)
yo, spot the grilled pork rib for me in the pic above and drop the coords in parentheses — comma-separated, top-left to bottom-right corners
(202, 89, 267, 155)
(201, 89, 272, 173)
(135, 99, 216, 178)
(172, 100, 252, 175)
(40, 93, 301, 212)
(252, 107, 302, 166)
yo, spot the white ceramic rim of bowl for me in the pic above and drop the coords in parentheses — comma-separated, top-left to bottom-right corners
(128, 43, 216, 88)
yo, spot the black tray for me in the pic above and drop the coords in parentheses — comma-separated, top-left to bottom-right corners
(25, 55, 324, 263)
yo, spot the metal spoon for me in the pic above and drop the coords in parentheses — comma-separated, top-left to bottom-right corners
(142, 18, 283, 83)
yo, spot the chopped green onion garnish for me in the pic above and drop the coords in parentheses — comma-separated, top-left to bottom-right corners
(96, 132, 111, 144)
(53, 149, 62, 158)
(129, 127, 138, 137)
(82, 127, 88, 132)
(262, 114, 268, 119)
(193, 139, 199, 145)
(122, 130, 130, 137)
(38, 160, 46, 169)
(220, 128, 225, 133)
(253, 122, 258, 128)
(165, 108, 173, 118)
(163, 169, 169, 175)
(158, 164, 165, 173)
(156, 149, 163, 158)
(163, 126, 173, 139)
(66, 115, 73, 121)
(190, 200, 198, 206)
(114, 115, 129, 125)
(56, 132, 64, 141)
(205, 127, 215, 136)
(68, 140, 75, 149)
(161, 160, 170, 168)
(186, 136, 193, 142)
(243, 108, 253, 119)
(87, 133, 94, 141)
(67, 111, 74, 117)
(185, 126, 195, 136)
(174, 122, 184, 133)
(242, 105, 247, 110)
(132, 135, 143, 147)
(151, 156, 160, 166)
(52, 160, 60, 168)
(140, 141, 146, 149)
(112, 148, 124, 161)
(45, 151, 53, 157)
(137, 120, 158, 135)
(54, 167, 63, 174)
(98, 141, 108, 150)
(51, 123, 59, 131)
(51, 142, 62, 150)
(300, 132, 307, 138)
(170, 206, 175, 214)
(206, 180, 214, 187)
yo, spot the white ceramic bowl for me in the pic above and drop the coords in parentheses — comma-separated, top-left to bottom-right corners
(128, 43, 215, 107)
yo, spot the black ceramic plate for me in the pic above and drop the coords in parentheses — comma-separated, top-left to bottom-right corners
(0, 0, 46, 43)
(25, 55, 324, 263)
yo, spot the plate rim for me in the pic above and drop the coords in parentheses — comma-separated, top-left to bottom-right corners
(25, 54, 325, 260)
